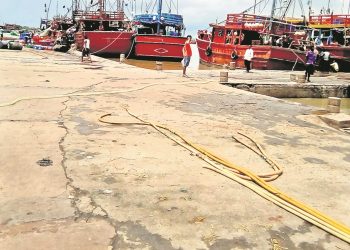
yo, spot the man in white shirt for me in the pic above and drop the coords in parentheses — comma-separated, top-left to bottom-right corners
(319, 48, 331, 72)
(82, 35, 91, 62)
(244, 45, 254, 73)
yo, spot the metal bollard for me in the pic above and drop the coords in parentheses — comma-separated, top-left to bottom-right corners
(156, 61, 163, 71)
(120, 54, 125, 63)
(327, 97, 341, 113)
(220, 71, 229, 83)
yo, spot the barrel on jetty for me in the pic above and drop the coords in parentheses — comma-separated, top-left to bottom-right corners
(229, 62, 236, 70)
(220, 71, 229, 83)
(156, 61, 163, 71)
(120, 53, 126, 63)
(0, 41, 9, 49)
(8, 42, 23, 50)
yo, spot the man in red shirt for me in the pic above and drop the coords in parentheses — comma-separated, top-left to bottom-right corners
(182, 35, 192, 77)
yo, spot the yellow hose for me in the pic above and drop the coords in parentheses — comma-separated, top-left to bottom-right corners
(99, 110, 350, 243)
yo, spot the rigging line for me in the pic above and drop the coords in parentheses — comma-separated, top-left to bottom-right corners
(151, 0, 157, 13)
(146, 0, 151, 12)
(258, 0, 270, 16)
(241, 0, 268, 14)
(282, 0, 294, 19)
(298, 0, 305, 19)
(165, 0, 171, 13)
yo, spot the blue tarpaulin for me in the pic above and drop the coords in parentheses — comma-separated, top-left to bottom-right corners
(134, 13, 184, 27)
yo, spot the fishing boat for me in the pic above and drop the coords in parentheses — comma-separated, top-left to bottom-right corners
(196, 0, 308, 70)
(132, 0, 187, 61)
(307, 1, 350, 71)
(73, 0, 134, 56)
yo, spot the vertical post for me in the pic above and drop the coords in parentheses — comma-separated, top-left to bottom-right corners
(253, 0, 256, 14)
(98, 0, 105, 18)
(269, 0, 277, 34)
(157, 0, 163, 34)
(308, 0, 313, 20)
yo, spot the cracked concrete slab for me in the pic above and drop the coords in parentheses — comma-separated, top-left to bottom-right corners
(0, 49, 349, 249)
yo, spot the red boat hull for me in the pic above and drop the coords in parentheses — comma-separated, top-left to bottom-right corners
(133, 35, 187, 60)
(197, 38, 306, 70)
(76, 31, 134, 56)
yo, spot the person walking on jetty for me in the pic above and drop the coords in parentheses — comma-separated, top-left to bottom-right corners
(305, 47, 317, 82)
(182, 35, 192, 77)
(82, 35, 91, 63)
(244, 45, 254, 73)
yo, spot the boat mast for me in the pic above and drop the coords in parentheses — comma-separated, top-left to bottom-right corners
(98, 0, 105, 18)
(308, 0, 312, 18)
(157, 0, 163, 34)
(270, 0, 277, 19)
(268, 0, 277, 33)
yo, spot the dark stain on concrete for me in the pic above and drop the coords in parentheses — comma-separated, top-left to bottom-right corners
(172, 92, 316, 132)
(263, 136, 287, 146)
(343, 154, 350, 162)
(114, 221, 181, 250)
(297, 242, 326, 250)
(267, 222, 331, 250)
(208, 237, 257, 250)
(303, 157, 327, 164)
(104, 177, 117, 184)
(320, 146, 349, 154)
(71, 116, 107, 135)
(72, 149, 100, 160)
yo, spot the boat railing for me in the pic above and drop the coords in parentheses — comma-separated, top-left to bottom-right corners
(73, 10, 126, 21)
(226, 14, 269, 25)
(309, 14, 350, 28)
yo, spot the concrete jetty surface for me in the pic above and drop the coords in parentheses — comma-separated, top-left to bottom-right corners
(0, 49, 349, 249)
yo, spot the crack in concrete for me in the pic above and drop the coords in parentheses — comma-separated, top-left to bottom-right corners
(58, 93, 119, 250)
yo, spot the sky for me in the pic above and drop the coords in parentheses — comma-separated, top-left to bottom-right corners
(0, 0, 346, 34)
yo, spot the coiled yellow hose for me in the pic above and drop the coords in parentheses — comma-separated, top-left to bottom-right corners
(99, 110, 350, 243)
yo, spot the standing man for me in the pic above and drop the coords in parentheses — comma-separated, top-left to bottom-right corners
(182, 35, 192, 77)
(82, 35, 91, 63)
(244, 45, 254, 73)
(305, 46, 317, 82)
(319, 48, 331, 72)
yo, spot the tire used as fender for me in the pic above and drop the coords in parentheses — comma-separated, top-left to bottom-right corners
(205, 46, 212, 57)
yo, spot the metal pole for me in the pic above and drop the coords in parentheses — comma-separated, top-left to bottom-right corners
(157, 0, 163, 34)
(254, 0, 256, 14)
(269, 0, 277, 33)
(308, 0, 312, 19)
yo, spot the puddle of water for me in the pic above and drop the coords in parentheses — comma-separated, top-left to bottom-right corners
(285, 98, 350, 114)
(103, 44, 215, 71)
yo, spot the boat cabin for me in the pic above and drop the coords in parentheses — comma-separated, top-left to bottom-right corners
(73, 10, 130, 31)
(209, 14, 299, 46)
(133, 13, 184, 36)
(309, 14, 350, 46)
